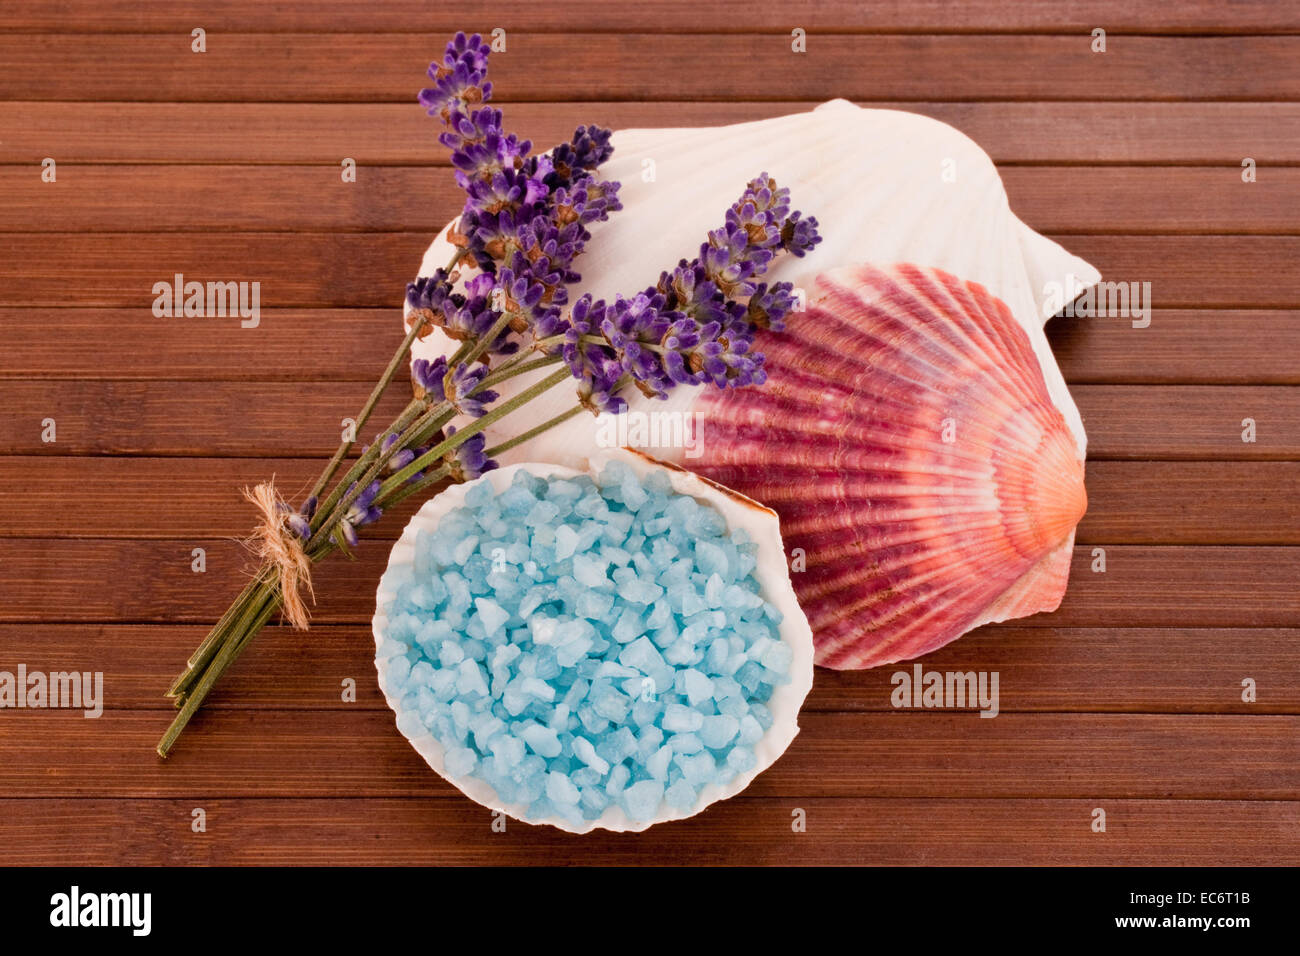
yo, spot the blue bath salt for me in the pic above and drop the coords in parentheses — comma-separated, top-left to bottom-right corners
(377, 461, 792, 827)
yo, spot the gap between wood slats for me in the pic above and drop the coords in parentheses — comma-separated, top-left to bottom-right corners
(2, 1, 1298, 35)
(0, 234, 1296, 308)
(0, 459, 1295, 545)
(0, 542, 1293, 627)
(0, 798, 1293, 866)
(0, 309, 1294, 385)
(4, 102, 1297, 165)
(6, 623, 1295, 714)
(1, 711, 1295, 799)
(1, 166, 1295, 234)
(2, 35, 1299, 102)
(0, 383, 1294, 458)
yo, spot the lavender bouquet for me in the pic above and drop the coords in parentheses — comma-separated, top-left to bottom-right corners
(158, 33, 820, 756)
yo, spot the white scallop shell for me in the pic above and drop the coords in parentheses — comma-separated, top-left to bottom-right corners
(406, 99, 1098, 467)
(372, 447, 816, 833)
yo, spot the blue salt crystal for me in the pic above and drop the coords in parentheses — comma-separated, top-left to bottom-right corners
(438, 640, 465, 668)
(572, 553, 612, 588)
(604, 546, 633, 568)
(700, 714, 740, 749)
(676, 751, 717, 786)
(637, 726, 665, 756)
(592, 687, 631, 723)
(611, 607, 646, 644)
(619, 635, 666, 674)
(444, 746, 478, 776)
(580, 786, 611, 815)
(667, 732, 704, 755)
(694, 540, 729, 578)
(726, 747, 756, 773)
(759, 640, 793, 674)
(679, 587, 708, 617)
(605, 763, 631, 796)
(646, 744, 674, 781)
(489, 733, 525, 770)
(456, 659, 490, 698)
(717, 695, 748, 719)
(738, 714, 763, 745)
(710, 675, 741, 701)
(396, 709, 424, 738)
(554, 524, 579, 560)
(664, 778, 697, 811)
(452, 535, 480, 566)
(681, 671, 712, 707)
(571, 766, 601, 788)
(385, 656, 411, 692)
(650, 620, 679, 651)
(630, 697, 661, 729)
(576, 705, 610, 736)
(546, 771, 581, 805)
(663, 639, 696, 667)
(621, 473, 649, 511)
(474, 597, 510, 637)
(662, 703, 704, 733)
(572, 736, 611, 775)
(596, 727, 637, 764)
(736, 660, 764, 693)
(622, 780, 665, 821)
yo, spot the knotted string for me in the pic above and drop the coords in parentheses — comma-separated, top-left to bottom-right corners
(242, 481, 314, 630)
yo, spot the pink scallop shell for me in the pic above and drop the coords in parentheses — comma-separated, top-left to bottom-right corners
(690, 263, 1088, 670)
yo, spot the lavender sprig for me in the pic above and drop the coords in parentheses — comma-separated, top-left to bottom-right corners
(159, 31, 821, 759)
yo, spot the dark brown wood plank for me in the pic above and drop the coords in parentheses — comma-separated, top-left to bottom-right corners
(1, 711, 1294, 799)
(5, 165, 1298, 234)
(2, 308, 1296, 385)
(15, 623, 1297, 714)
(5, 102, 1297, 165)
(5, 1, 1298, 34)
(3, 458, 1295, 545)
(4, 233, 1296, 309)
(0, 797, 1293, 866)
(3, 35, 1298, 103)
(0, 540, 1293, 627)
(1048, 310, 1300, 385)
(2, 382, 1295, 458)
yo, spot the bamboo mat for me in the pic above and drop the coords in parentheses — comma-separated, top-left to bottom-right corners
(0, 1, 1296, 864)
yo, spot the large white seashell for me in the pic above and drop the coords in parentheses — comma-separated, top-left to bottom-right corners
(372, 448, 815, 832)
(404, 100, 1098, 668)
(408, 99, 1096, 462)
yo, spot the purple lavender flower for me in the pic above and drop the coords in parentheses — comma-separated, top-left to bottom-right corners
(406, 270, 458, 339)
(418, 32, 492, 123)
(745, 281, 798, 332)
(539, 125, 615, 187)
(443, 426, 498, 480)
(562, 295, 626, 414)
(411, 356, 497, 417)
(338, 480, 383, 547)
(280, 495, 316, 542)
(411, 356, 449, 400)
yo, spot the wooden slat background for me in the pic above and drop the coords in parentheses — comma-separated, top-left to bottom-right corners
(0, 0, 1296, 866)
